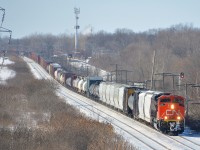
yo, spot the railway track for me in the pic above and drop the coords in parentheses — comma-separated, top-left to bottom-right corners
(57, 89, 171, 150)
(24, 57, 200, 150)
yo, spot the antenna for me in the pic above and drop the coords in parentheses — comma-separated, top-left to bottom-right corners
(74, 7, 80, 53)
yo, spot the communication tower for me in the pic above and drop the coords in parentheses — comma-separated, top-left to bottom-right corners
(74, 7, 80, 53)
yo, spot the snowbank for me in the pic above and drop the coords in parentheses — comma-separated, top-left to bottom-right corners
(0, 57, 15, 65)
(0, 57, 16, 84)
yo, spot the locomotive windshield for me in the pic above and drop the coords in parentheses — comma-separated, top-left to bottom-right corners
(173, 98, 184, 106)
(160, 98, 171, 103)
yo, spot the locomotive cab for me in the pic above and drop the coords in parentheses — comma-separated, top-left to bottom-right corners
(157, 95, 185, 135)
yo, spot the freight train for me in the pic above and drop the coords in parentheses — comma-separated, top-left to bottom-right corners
(28, 52, 185, 135)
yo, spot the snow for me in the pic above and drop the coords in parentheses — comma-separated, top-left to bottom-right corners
(26, 61, 44, 80)
(25, 57, 200, 150)
(0, 57, 15, 65)
(0, 57, 16, 84)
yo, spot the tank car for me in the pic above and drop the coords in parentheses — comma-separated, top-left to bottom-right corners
(82, 80, 88, 94)
(77, 77, 85, 93)
(73, 77, 81, 91)
(66, 75, 77, 87)
(47, 63, 61, 78)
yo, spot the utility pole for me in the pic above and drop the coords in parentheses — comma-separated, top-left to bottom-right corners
(151, 50, 156, 90)
(74, 7, 80, 53)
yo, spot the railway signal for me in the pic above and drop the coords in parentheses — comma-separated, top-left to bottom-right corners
(180, 72, 184, 79)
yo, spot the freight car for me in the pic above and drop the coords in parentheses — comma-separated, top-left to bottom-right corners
(28, 53, 185, 135)
(47, 63, 61, 78)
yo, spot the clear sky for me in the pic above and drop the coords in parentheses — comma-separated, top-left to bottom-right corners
(1, 0, 200, 39)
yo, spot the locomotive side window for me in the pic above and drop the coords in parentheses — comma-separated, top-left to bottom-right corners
(173, 98, 184, 107)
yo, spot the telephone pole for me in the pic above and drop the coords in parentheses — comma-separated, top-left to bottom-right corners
(151, 50, 156, 89)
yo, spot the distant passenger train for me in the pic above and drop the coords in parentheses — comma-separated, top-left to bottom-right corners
(28, 52, 185, 135)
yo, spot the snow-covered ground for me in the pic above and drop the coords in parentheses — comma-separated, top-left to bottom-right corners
(0, 57, 16, 84)
(24, 57, 200, 150)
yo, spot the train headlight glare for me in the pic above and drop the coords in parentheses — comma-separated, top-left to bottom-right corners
(164, 116, 168, 120)
(177, 116, 181, 120)
(171, 104, 174, 109)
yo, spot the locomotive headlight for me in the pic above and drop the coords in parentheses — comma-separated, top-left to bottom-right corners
(171, 104, 174, 109)
(177, 116, 181, 120)
(164, 116, 168, 120)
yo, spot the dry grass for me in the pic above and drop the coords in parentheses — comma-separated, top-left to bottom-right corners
(0, 56, 136, 150)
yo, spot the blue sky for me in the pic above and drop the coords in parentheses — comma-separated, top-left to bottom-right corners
(1, 0, 200, 39)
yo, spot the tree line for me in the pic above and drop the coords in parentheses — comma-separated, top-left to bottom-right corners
(1, 24, 200, 97)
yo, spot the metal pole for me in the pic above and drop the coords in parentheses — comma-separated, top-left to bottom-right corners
(162, 73, 165, 92)
(125, 70, 128, 84)
(151, 50, 156, 90)
(185, 83, 188, 119)
(120, 70, 122, 83)
(87, 66, 89, 76)
(172, 75, 175, 93)
(116, 64, 118, 83)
